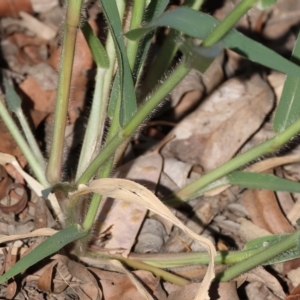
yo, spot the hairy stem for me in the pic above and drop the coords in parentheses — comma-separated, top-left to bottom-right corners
(46, 0, 83, 183)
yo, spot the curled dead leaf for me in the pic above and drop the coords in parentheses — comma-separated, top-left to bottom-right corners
(38, 261, 61, 293)
(0, 183, 28, 214)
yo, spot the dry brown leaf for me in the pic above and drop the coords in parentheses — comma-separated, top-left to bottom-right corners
(36, 254, 101, 297)
(90, 268, 157, 300)
(168, 55, 224, 121)
(19, 76, 55, 127)
(34, 197, 48, 229)
(33, 255, 71, 294)
(67, 258, 101, 300)
(4, 32, 48, 76)
(286, 284, 300, 300)
(110, 260, 154, 300)
(168, 282, 199, 300)
(209, 282, 239, 300)
(243, 281, 282, 300)
(258, 1, 300, 52)
(153, 280, 168, 300)
(38, 261, 59, 293)
(239, 267, 286, 299)
(217, 0, 300, 53)
(6, 278, 17, 298)
(242, 189, 294, 234)
(237, 218, 271, 242)
(71, 282, 100, 300)
(70, 178, 216, 300)
(0, 183, 28, 214)
(162, 74, 273, 171)
(0, 0, 33, 17)
(282, 257, 300, 278)
(0, 120, 26, 167)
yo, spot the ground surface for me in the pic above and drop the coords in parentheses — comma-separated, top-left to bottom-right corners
(1, 0, 300, 299)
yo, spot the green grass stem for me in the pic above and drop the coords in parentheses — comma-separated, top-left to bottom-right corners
(46, 0, 84, 184)
(0, 100, 49, 187)
(126, 0, 147, 71)
(76, 61, 190, 185)
(75, 67, 107, 179)
(202, 0, 258, 47)
(82, 93, 121, 230)
(142, 0, 203, 97)
(76, 0, 126, 182)
(167, 115, 300, 204)
(218, 229, 300, 281)
(14, 108, 46, 172)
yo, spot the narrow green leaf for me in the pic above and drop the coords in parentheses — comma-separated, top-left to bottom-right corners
(273, 32, 300, 133)
(98, 0, 137, 127)
(132, 0, 169, 81)
(245, 233, 300, 265)
(3, 78, 21, 113)
(0, 225, 87, 284)
(4, 78, 47, 171)
(265, 249, 300, 265)
(108, 74, 121, 119)
(126, 7, 300, 77)
(145, 0, 169, 20)
(81, 21, 109, 68)
(227, 171, 300, 193)
(245, 233, 294, 250)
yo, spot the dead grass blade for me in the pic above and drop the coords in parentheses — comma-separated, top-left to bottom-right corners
(71, 178, 217, 300)
(0, 228, 57, 244)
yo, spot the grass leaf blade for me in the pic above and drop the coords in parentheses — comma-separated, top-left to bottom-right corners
(81, 21, 109, 68)
(98, 0, 137, 127)
(132, 0, 169, 81)
(0, 225, 87, 284)
(228, 171, 300, 193)
(126, 7, 300, 77)
(3, 78, 21, 113)
(273, 32, 300, 133)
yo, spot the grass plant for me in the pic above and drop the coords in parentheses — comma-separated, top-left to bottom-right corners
(1, 0, 300, 295)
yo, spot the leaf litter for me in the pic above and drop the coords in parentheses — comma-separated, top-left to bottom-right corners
(2, 0, 300, 299)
